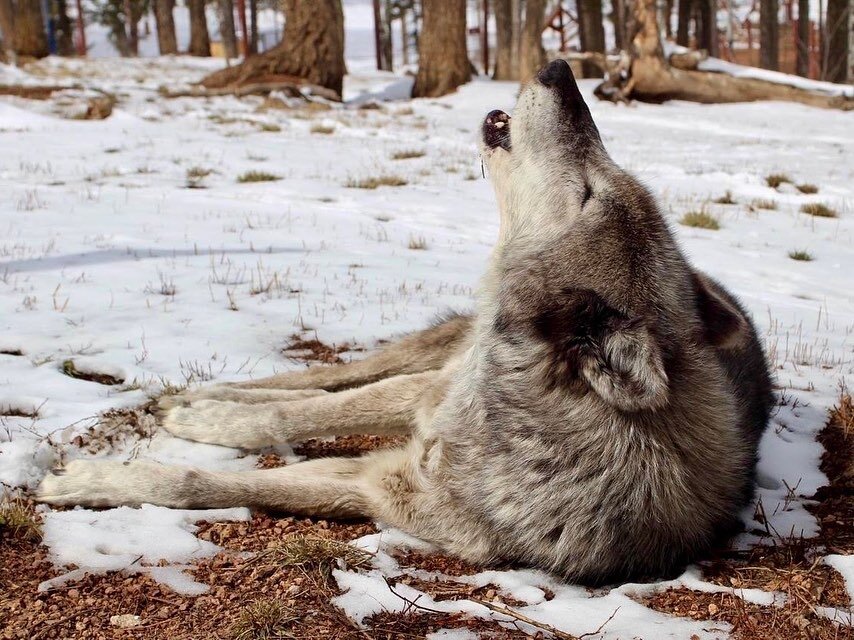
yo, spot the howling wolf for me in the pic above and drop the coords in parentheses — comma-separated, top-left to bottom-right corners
(38, 59, 772, 584)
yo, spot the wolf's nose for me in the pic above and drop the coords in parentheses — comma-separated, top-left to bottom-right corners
(537, 59, 572, 88)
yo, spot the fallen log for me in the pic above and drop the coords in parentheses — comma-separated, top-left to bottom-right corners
(159, 79, 339, 102)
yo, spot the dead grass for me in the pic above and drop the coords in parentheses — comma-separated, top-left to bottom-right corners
(788, 250, 813, 261)
(390, 149, 426, 160)
(256, 122, 281, 133)
(680, 210, 720, 230)
(309, 123, 335, 135)
(407, 234, 428, 250)
(766, 173, 792, 189)
(713, 191, 736, 205)
(751, 198, 777, 211)
(0, 348, 23, 356)
(282, 334, 361, 365)
(797, 183, 819, 194)
(61, 359, 124, 385)
(344, 175, 408, 189)
(185, 166, 213, 189)
(237, 171, 281, 184)
(230, 599, 299, 639)
(800, 202, 838, 218)
(0, 497, 40, 542)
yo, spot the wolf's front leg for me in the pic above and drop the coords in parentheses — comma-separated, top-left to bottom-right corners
(159, 370, 447, 449)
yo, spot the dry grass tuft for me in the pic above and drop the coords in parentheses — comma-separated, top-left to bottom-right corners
(185, 166, 213, 189)
(796, 183, 819, 194)
(309, 123, 335, 135)
(390, 149, 426, 160)
(230, 599, 299, 640)
(408, 234, 428, 250)
(680, 211, 720, 230)
(238, 171, 281, 183)
(0, 497, 41, 542)
(788, 250, 813, 261)
(765, 173, 792, 189)
(713, 191, 736, 205)
(800, 203, 838, 218)
(261, 535, 373, 575)
(257, 122, 281, 133)
(751, 198, 777, 211)
(345, 175, 408, 189)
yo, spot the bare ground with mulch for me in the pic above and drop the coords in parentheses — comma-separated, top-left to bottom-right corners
(2, 390, 853, 639)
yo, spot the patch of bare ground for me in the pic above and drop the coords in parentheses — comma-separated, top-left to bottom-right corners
(282, 334, 363, 365)
(643, 392, 854, 639)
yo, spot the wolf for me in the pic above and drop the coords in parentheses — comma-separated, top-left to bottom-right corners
(38, 60, 773, 584)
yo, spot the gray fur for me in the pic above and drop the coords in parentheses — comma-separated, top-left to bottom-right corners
(38, 60, 772, 585)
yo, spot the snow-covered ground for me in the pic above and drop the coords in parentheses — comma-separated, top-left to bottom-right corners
(1, 55, 852, 637)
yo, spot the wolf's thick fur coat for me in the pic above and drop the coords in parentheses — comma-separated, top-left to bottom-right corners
(38, 60, 772, 584)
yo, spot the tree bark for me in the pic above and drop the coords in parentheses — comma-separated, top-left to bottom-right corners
(0, 0, 16, 62)
(218, 0, 237, 58)
(676, 0, 692, 46)
(55, 0, 74, 55)
(518, 0, 547, 81)
(154, 0, 178, 54)
(248, 0, 258, 53)
(796, 0, 809, 76)
(578, 0, 606, 77)
(13, 0, 48, 58)
(188, 0, 211, 56)
(493, 0, 517, 79)
(201, 0, 346, 98)
(412, 0, 470, 97)
(825, 0, 849, 81)
(125, 0, 139, 55)
(696, 0, 718, 55)
(760, 0, 779, 70)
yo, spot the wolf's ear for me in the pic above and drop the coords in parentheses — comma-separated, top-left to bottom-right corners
(692, 273, 747, 349)
(580, 319, 669, 412)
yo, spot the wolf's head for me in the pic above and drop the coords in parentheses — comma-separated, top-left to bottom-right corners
(480, 60, 749, 412)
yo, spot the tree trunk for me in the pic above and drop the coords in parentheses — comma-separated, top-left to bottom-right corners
(218, 0, 237, 58)
(518, 0, 547, 81)
(825, 0, 849, 81)
(676, 0, 692, 46)
(412, 0, 470, 97)
(760, 0, 779, 70)
(796, 0, 809, 76)
(125, 0, 139, 55)
(576, 0, 852, 110)
(14, 0, 48, 58)
(0, 0, 16, 62)
(578, 0, 606, 77)
(154, 0, 178, 54)
(493, 0, 516, 79)
(201, 0, 346, 98)
(248, 0, 258, 53)
(696, 0, 718, 55)
(188, 0, 211, 56)
(55, 0, 74, 55)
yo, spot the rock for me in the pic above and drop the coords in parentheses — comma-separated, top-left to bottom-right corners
(109, 613, 142, 628)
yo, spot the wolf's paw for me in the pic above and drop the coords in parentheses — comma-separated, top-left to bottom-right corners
(160, 400, 275, 449)
(37, 459, 141, 507)
(156, 386, 326, 413)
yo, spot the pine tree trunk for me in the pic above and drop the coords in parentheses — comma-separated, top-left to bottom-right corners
(218, 0, 237, 58)
(796, 0, 809, 76)
(188, 0, 211, 56)
(518, 0, 547, 81)
(125, 0, 139, 55)
(493, 0, 517, 79)
(55, 0, 74, 55)
(577, 0, 606, 78)
(14, 0, 48, 58)
(154, 0, 178, 54)
(825, 0, 849, 81)
(676, 0, 692, 46)
(201, 0, 346, 98)
(412, 0, 470, 97)
(760, 0, 779, 70)
(696, 0, 717, 55)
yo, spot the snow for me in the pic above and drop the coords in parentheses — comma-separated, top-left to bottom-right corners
(1, 48, 852, 637)
(699, 56, 854, 97)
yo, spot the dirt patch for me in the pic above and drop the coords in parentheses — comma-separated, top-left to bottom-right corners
(294, 434, 406, 460)
(61, 360, 124, 386)
(0, 349, 24, 356)
(67, 406, 157, 455)
(282, 334, 363, 365)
